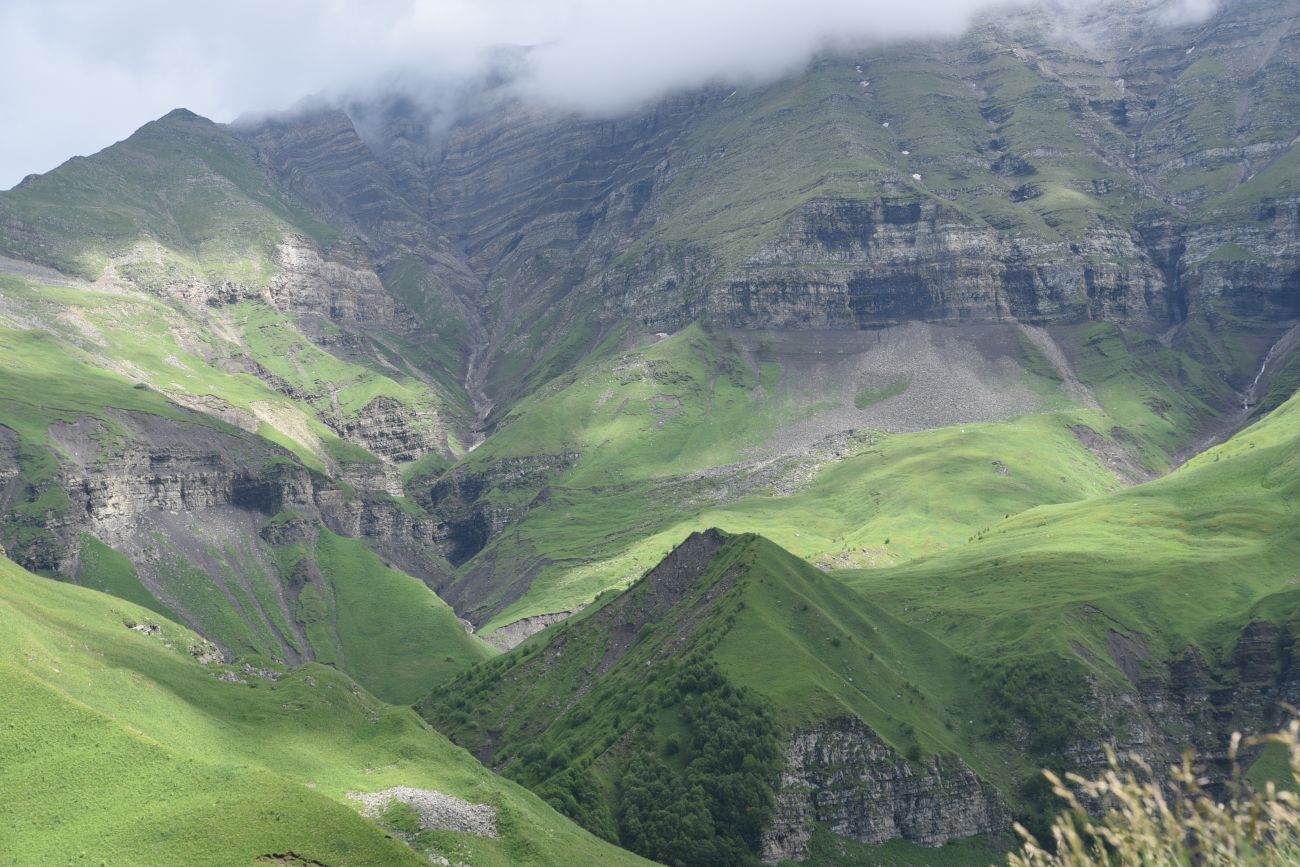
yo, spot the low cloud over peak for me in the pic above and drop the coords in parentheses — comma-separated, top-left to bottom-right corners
(0, 0, 1219, 189)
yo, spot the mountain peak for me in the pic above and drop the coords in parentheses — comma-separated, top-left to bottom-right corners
(158, 107, 208, 123)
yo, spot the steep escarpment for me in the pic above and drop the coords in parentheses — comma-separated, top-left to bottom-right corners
(0, 407, 487, 701)
(198, 0, 1300, 456)
(235, 105, 488, 400)
(762, 718, 1009, 863)
(708, 198, 1174, 330)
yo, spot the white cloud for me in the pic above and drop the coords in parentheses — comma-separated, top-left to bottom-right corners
(0, 0, 1220, 189)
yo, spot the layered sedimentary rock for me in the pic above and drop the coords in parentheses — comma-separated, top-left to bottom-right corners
(268, 235, 416, 333)
(321, 395, 445, 465)
(0, 412, 452, 661)
(707, 199, 1174, 330)
(1075, 620, 1300, 777)
(761, 718, 1010, 862)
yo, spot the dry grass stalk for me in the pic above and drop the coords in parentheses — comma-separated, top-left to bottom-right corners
(1009, 718, 1300, 866)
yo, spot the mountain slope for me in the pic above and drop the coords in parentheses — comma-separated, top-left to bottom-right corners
(0, 551, 648, 866)
(421, 529, 1013, 864)
(841, 364, 1300, 672)
(0, 114, 495, 693)
(1, 4, 1299, 862)
(0, 268, 494, 700)
(264, 0, 1300, 418)
(2, 0, 1298, 654)
(423, 385, 1300, 863)
(412, 317, 1239, 630)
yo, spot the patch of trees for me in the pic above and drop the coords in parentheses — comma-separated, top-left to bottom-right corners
(984, 658, 1086, 756)
(616, 657, 781, 866)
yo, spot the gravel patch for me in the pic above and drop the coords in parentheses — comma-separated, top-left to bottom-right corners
(0, 254, 87, 288)
(348, 787, 499, 838)
(727, 323, 1047, 458)
(486, 610, 577, 650)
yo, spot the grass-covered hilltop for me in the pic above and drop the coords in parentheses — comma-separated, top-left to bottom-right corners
(3, 0, 1300, 863)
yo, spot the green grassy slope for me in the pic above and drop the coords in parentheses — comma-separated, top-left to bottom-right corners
(0, 553, 649, 866)
(0, 109, 336, 280)
(423, 384, 1300, 862)
(0, 269, 463, 475)
(839, 385, 1300, 669)
(0, 105, 474, 461)
(299, 529, 495, 704)
(421, 529, 1012, 864)
(423, 317, 1236, 629)
(620, 36, 1170, 282)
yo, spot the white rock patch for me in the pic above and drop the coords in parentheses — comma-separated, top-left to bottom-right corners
(348, 787, 499, 838)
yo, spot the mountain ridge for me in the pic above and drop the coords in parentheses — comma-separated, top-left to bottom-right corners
(2, 1, 1300, 862)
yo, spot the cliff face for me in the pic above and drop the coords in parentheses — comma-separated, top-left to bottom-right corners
(706, 199, 1174, 330)
(1179, 197, 1300, 323)
(0, 411, 452, 663)
(268, 235, 416, 335)
(218, 0, 1300, 421)
(759, 617, 1300, 863)
(762, 718, 1010, 862)
(321, 395, 446, 465)
(1073, 620, 1300, 778)
(234, 105, 490, 421)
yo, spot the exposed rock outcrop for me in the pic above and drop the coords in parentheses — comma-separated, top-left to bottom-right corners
(348, 787, 498, 838)
(321, 395, 444, 464)
(761, 718, 1010, 862)
(485, 610, 576, 651)
(1074, 619, 1300, 780)
(417, 452, 580, 566)
(0, 411, 454, 663)
(709, 199, 1174, 331)
(267, 235, 417, 335)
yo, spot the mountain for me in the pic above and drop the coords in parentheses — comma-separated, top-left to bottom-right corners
(0, 0, 1299, 862)
(421, 385, 1300, 864)
(420, 528, 1009, 864)
(0, 550, 647, 865)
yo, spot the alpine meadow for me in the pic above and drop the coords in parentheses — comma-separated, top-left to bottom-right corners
(3, 0, 1300, 864)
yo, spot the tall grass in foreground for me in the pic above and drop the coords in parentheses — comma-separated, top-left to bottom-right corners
(1010, 719, 1300, 866)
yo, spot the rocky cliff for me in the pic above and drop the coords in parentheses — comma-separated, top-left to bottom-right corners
(759, 616, 1300, 863)
(708, 199, 1174, 330)
(212, 0, 1300, 420)
(1071, 620, 1300, 780)
(761, 718, 1010, 862)
(0, 410, 454, 664)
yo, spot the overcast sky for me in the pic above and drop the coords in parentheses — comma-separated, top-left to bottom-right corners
(0, 0, 1217, 190)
